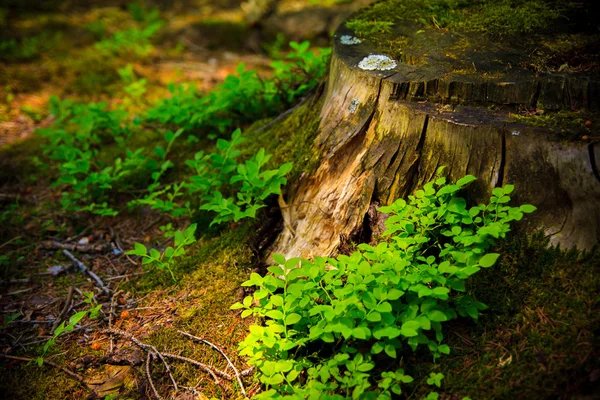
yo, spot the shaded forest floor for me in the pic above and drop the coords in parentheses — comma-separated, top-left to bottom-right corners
(1, 1, 599, 399)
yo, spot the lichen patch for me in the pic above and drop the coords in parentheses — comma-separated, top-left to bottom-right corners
(358, 54, 397, 71)
(340, 35, 362, 45)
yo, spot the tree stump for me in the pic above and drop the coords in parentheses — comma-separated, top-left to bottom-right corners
(269, 1, 600, 258)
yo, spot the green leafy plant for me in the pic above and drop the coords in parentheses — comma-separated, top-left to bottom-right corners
(36, 292, 102, 366)
(231, 169, 536, 398)
(186, 129, 292, 225)
(146, 42, 330, 133)
(127, 224, 197, 281)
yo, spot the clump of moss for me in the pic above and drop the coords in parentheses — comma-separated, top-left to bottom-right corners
(411, 232, 600, 398)
(511, 110, 595, 140)
(346, 0, 567, 38)
(345, 20, 394, 38)
(244, 95, 323, 183)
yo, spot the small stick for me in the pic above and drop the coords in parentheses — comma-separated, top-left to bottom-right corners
(41, 241, 110, 253)
(62, 250, 109, 294)
(162, 352, 223, 384)
(108, 290, 122, 353)
(103, 328, 178, 392)
(177, 330, 246, 397)
(146, 352, 164, 400)
(52, 286, 75, 331)
(0, 354, 87, 386)
(0, 236, 22, 249)
(105, 272, 147, 281)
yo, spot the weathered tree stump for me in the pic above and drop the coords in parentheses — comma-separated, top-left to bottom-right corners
(270, 1, 600, 258)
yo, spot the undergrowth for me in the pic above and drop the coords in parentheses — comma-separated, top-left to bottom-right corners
(232, 169, 536, 398)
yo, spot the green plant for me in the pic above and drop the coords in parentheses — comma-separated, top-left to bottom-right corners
(36, 292, 102, 366)
(94, 3, 163, 58)
(127, 223, 197, 281)
(146, 42, 330, 133)
(186, 129, 292, 225)
(36, 97, 182, 216)
(231, 169, 536, 398)
(1, 313, 20, 329)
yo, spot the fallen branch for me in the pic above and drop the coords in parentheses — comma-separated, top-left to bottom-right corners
(41, 241, 111, 253)
(177, 330, 246, 397)
(62, 250, 109, 295)
(162, 352, 223, 384)
(146, 352, 164, 400)
(103, 328, 178, 392)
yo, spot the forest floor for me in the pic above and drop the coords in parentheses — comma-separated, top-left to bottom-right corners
(0, 1, 363, 399)
(1, 1, 599, 400)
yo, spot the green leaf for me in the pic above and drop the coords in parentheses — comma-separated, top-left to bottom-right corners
(266, 310, 284, 320)
(479, 253, 500, 268)
(426, 310, 449, 322)
(400, 320, 421, 337)
(376, 302, 392, 313)
(520, 204, 537, 213)
(128, 242, 147, 256)
(285, 313, 301, 325)
(456, 175, 476, 187)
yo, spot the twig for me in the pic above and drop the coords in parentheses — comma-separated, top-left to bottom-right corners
(177, 330, 246, 397)
(162, 352, 223, 384)
(41, 241, 110, 253)
(0, 354, 88, 387)
(105, 272, 148, 281)
(52, 286, 75, 331)
(0, 236, 22, 249)
(62, 250, 109, 295)
(102, 328, 178, 392)
(146, 352, 164, 400)
(108, 290, 122, 353)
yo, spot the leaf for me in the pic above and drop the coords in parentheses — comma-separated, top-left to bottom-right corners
(266, 310, 284, 320)
(376, 302, 392, 313)
(400, 320, 421, 337)
(127, 242, 147, 256)
(456, 175, 476, 187)
(479, 253, 500, 268)
(273, 254, 286, 265)
(426, 310, 449, 322)
(285, 313, 301, 325)
(384, 344, 397, 358)
(371, 341, 384, 354)
(520, 204, 537, 213)
(366, 311, 382, 322)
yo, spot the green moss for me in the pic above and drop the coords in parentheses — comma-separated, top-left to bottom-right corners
(244, 95, 323, 183)
(511, 110, 595, 140)
(411, 232, 600, 398)
(346, 0, 566, 38)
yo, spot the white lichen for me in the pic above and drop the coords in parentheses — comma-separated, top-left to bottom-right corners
(349, 98, 360, 113)
(358, 54, 397, 71)
(340, 35, 362, 45)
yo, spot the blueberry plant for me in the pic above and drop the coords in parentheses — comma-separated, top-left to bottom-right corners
(35, 41, 328, 219)
(231, 169, 536, 399)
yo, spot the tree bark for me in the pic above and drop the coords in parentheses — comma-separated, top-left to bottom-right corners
(269, 19, 600, 258)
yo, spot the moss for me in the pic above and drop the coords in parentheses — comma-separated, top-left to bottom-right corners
(346, 0, 568, 38)
(511, 110, 595, 141)
(410, 232, 600, 398)
(244, 94, 323, 184)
